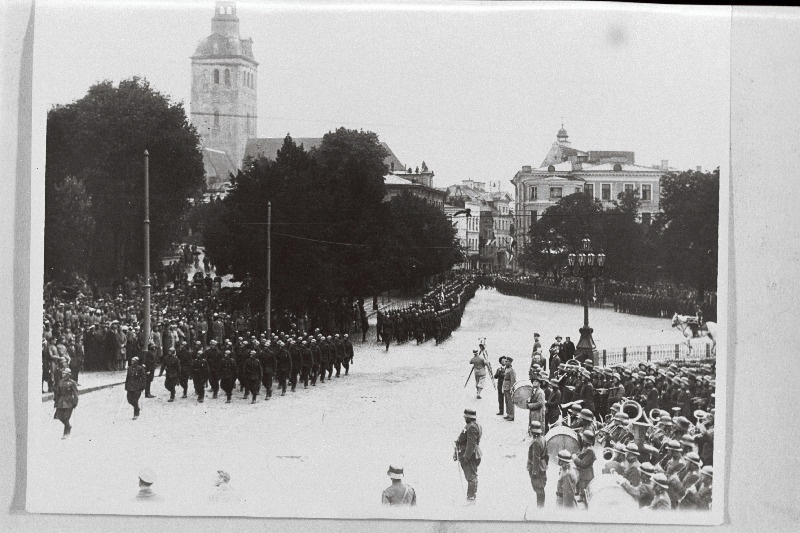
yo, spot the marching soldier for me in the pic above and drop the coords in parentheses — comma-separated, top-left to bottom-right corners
(125, 356, 147, 419)
(219, 350, 237, 403)
(454, 408, 482, 503)
(53, 367, 78, 438)
(289, 339, 302, 391)
(470, 349, 489, 400)
(206, 340, 222, 399)
(300, 340, 313, 388)
(260, 340, 275, 399)
(344, 334, 354, 374)
(275, 341, 291, 396)
(191, 351, 210, 403)
(176, 341, 191, 398)
(162, 347, 181, 402)
(244, 350, 262, 403)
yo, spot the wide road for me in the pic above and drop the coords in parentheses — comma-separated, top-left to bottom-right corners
(29, 289, 694, 520)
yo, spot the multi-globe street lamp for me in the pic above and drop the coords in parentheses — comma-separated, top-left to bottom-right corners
(566, 235, 606, 364)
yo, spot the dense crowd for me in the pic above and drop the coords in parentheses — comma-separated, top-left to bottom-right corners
(376, 277, 478, 350)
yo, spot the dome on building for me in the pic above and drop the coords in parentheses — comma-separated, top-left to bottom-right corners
(557, 125, 568, 139)
(193, 33, 253, 60)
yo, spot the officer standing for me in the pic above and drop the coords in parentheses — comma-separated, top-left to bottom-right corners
(125, 356, 147, 419)
(527, 421, 548, 508)
(454, 408, 482, 503)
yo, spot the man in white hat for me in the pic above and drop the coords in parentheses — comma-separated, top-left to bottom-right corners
(135, 468, 163, 501)
(381, 464, 417, 506)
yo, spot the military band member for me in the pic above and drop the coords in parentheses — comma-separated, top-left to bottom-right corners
(556, 450, 578, 508)
(650, 473, 672, 510)
(53, 367, 78, 438)
(495, 356, 508, 416)
(454, 408, 482, 502)
(381, 464, 417, 506)
(177, 341, 191, 398)
(621, 461, 656, 507)
(527, 421, 548, 508)
(572, 430, 596, 502)
(622, 443, 642, 487)
(526, 375, 545, 433)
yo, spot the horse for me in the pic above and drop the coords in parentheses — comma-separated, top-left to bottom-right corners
(671, 313, 717, 356)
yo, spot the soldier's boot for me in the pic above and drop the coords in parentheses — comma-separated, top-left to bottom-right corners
(243, 392, 249, 399)
(213, 392, 218, 399)
(251, 396, 257, 404)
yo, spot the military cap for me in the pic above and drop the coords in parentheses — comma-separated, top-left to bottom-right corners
(138, 468, 156, 484)
(613, 441, 626, 452)
(666, 439, 682, 451)
(614, 412, 629, 422)
(639, 462, 656, 476)
(579, 409, 594, 421)
(675, 416, 691, 430)
(625, 443, 640, 456)
(463, 408, 477, 419)
(569, 404, 582, 414)
(581, 430, 595, 442)
(686, 452, 702, 466)
(529, 421, 543, 434)
(652, 472, 669, 489)
(557, 450, 572, 463)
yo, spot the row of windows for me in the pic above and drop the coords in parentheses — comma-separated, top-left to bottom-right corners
(527, 183, 653, 202)
(521, 209, 653, 226)
(211, 68, 255, 89)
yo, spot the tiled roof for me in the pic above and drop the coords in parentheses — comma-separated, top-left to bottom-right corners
(244, 138, 404, 170)
(193, 33, 256, 62)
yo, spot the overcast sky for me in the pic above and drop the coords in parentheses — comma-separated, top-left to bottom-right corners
(32, 0, 730, 189)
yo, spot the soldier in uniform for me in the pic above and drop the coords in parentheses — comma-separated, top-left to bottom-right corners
(527, 421, 548, 508)
(176, 341, 191, 398)
(219, 350, 237, 403)
(343, 334, 354, 375)
(289, 339, 302, 391)
(206, 340, 222, 399)
(454, 408, 482, 503)
(300, 340, 313, 388)
(381, 464, 417, 506)
(333, 334, 344, 377)
(275, 341, 291, 396)
(244, 350, 262, 403)
(622, 461, 656, 507)
(309, 338, 320, 386)
(556, 449, 578, 508)
(191, 351, 210, 403)
(143, 343, 156, 399)
(162, 347, 181, 402)
(572, 430, 596, 502)
(470, 349, 489, 401)
(650, 473, 673, 510)
(53, 367, 78, 438)
(125, 356, 147, 419)
(526, 375, 545, 433)
(260, 340, 275, 399)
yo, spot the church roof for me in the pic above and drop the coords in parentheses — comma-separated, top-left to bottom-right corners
(202, 148, 238, 191)
(192, 33, 256, 63)
(244, 137, 405, 170)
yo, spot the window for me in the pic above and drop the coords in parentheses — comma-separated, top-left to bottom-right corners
(624, 183, 636, 194)
(601, 183, 612, 201)
(549, 187, 562, 199)
(214, 69, 219, 84)
(224, 69, 231, 86)
(531, 186, 538, 200)
(642, 212, 652, 225)
(642, 184, 652, 201)
(613, 163, 622, 171)
(531, 210, 538, 224)
(585, 183, 594, 198)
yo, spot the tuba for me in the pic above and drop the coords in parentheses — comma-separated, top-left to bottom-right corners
(602, 447, 616, 461)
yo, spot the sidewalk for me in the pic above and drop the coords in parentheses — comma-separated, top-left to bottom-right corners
(41, 369, 130, 402)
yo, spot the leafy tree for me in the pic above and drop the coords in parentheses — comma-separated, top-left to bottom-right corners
(602, 189, 654, 283)
(653, 168, 719, 295)
(44, 176, 95, 282)
(45, 77, 205, 284)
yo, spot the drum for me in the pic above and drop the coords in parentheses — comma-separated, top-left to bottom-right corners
(585, 473, 639, 511)
(511, 379, 532, 409)
(544, 426, 580, 457)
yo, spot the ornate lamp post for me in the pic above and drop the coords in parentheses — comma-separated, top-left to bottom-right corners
(566, 236, 606, 364)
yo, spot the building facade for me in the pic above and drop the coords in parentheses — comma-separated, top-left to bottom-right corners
(191, 1, 257, 191)
(383, 164, 446, 211)
(511, 126, 669, 255)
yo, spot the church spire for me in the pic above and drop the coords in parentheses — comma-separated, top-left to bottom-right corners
(212, 1, 239, 39)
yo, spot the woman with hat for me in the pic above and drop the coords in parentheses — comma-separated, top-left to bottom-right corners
(53, 367, 78, 438)
(381, 463, 417, 506)
(527, 421, 548, 508)
(556, 450, 577, 508)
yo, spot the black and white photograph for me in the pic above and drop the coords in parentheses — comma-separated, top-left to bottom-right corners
(26, 0, 729, 525)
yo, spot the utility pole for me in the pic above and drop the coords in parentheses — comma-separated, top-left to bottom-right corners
(265, 201, 271, 337)
(143, 150, 151, 352)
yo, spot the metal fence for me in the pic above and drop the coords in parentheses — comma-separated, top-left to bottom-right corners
(600, 339, 713, 367)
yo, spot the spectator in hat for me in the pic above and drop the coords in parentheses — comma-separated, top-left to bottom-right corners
(125, 357, 147, 419)
(494, 357, 508, 416)
(548, 336, 563, 370)
(53, 367, 78, 439)
(502, 358, 516, 420)
(527, 421, 548, 508)
(556, 450, 577, 508)
(135, 468, 163, 501)
(210, 470, 240, 504)
(381, 464, 417, 506)
(454, 408, 482, 502)
(562, 336, 575, 361)
(530, 333, 542, 367)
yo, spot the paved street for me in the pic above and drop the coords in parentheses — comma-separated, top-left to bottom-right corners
(31, 289, 691, 520)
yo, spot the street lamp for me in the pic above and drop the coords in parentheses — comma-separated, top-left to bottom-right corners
(566, 235, 606, 364)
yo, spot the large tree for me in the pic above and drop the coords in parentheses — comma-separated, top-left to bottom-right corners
(653, 168, 720, 295)
(45, 77, 205, 284)
(44, 176, 95, 283)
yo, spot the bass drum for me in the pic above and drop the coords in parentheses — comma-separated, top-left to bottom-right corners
(544, 426, 580, 458)
(511, 380, 533, 410)
(585, 473, 639, 511)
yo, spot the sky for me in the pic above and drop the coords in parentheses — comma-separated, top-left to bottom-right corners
(31, 0, 731, 190)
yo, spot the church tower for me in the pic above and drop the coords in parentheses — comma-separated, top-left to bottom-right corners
(191, 0, 257, 175)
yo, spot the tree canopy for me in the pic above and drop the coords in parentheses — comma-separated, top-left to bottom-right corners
(45, 77, 205, 284)
(203, 129, 461, 310)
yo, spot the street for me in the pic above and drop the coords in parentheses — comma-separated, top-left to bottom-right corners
(31, 288, 689, 520)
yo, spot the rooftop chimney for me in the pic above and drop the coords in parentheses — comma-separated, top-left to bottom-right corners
(660, 159, 668, 170)
(522, 165, 531, 172)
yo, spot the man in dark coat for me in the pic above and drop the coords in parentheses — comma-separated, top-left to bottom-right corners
(527, 421, 549, 508)
(162, 348, 181, 402)
(258, 340, 275, 399)
(343, 334, 354, 375)
(545, 377, 563, 429)
(562, 336, 576, 361)
(142, 343, 157, 399)
(125, 357, 147, 419)
(244, 350, 262, 403)
(176, 341, 192, 398)
(219, 350, 238, 403)
(205, 340, 222, 399)
(300, 340, 314, 388)
(275, 341, 291, 396)
(54, 368, 79, 438)
(494, 357, 507, 416)
(454, 408, 482, 502)
(191, 351, 210, 403)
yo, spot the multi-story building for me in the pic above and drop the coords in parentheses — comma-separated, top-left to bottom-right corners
(382, 163, 447, 211)
(511, 125, 670, 255)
